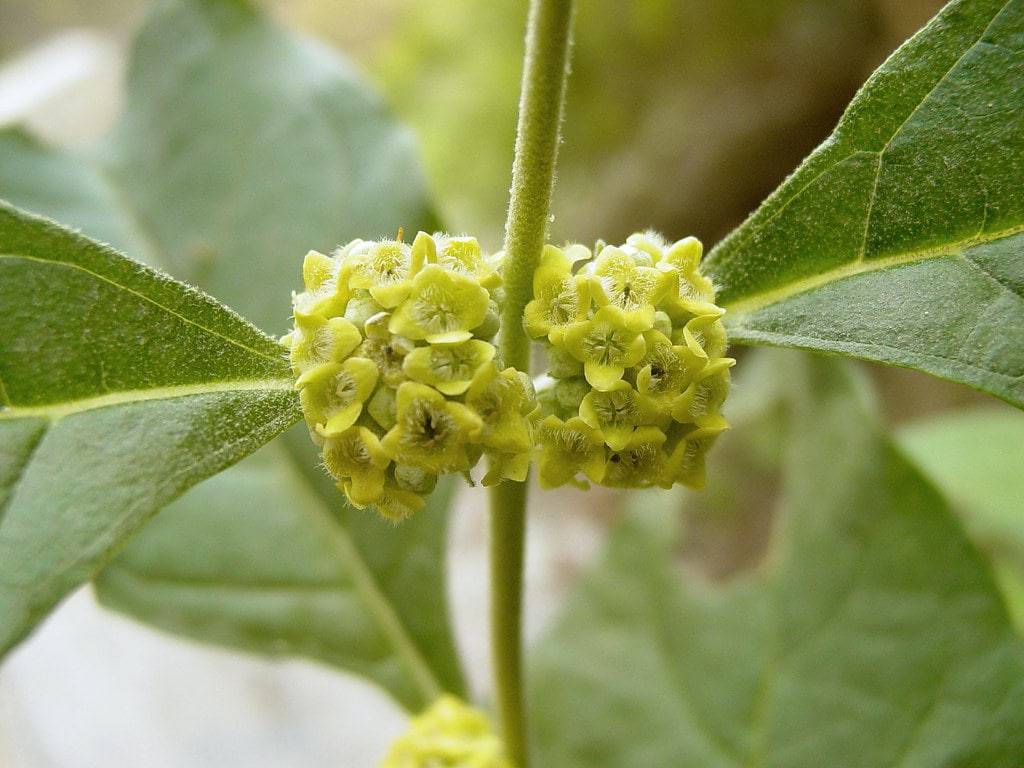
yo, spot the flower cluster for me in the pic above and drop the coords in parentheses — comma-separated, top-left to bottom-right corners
(526, 232, 734, 490)
(380, 695, 512, 768)
(283, 232, 537, 520)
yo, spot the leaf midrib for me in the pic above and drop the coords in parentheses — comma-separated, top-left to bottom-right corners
(0, 378, 295, 421)
(722, 221, 1024, 318)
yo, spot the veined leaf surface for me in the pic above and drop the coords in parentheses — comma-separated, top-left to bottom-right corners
(532, 353, 1024, 767)
(707, 0, 1024, 409)
(0, 203, 298, 657)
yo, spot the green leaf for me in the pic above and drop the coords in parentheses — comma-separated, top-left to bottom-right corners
(0, 203, 299, 658)
(100, 0, 438, 334)
(531, 353, 1024, 767)
(0, 128, 151, 260)
(898, 406, 1024, 552)
(706, 0, 1024, 410)
(0, 0, 464, 706)
(94, 448, 463, 711)
(898, 407, 1024, 630)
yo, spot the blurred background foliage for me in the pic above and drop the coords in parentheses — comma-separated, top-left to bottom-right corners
(1, 0, 945, 246)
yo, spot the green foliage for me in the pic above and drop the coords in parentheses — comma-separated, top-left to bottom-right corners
(899, 406, 1024, 551)
(531, 353, 1024, 767)
(101, 0, 438, 335)
(0, 0, 465, 704)
(0, 203, 298, 657)
(898, 407, 1024, 628)
(707, 0, 1024, 410)
(94, 460, 463, 711)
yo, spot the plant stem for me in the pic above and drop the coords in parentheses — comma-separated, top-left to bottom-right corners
(490, 1, 574, 766)
(498, 0, 575, 373)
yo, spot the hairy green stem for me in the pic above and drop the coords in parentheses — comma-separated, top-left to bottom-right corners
(490, 1, 574, 766)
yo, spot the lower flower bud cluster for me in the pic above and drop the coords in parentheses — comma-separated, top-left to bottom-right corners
(380, 695, 513, 768)
(282, 232, 538, 520)
(525, 232, 735, 490)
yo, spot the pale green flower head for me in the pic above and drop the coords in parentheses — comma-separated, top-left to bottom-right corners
(381, 382, 483, 474)
(389, 264, 491, 344)
(289, 233, 525, 521)
(527, 231, 732, 492)
(560, 306, 647, 391)
(403, 338, 496, 396)
(380, 695, 512, 768)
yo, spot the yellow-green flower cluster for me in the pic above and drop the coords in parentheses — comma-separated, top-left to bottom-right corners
(525, 232, 734, 490)
(379, 695, 513, 768)
(283, 232, 537, 520)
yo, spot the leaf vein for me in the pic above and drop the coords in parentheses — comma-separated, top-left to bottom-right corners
(0, 378, 295, 421)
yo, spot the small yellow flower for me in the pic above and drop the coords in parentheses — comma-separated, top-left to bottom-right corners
(578, 380, 653, 451)
(381, 382, 483, 473)
(389, 264, 491, 344)
(380, 695, 512, 768)
(433, 233, 502, 290)
(298, 356, 379, 438)
(323, 427, 390, 507)
(583, 244, 672, 331)
(292, 249, 351, 318)
(523, 244, 591, 341)
(662, 414, 730, 489)
(560, 306, 647, 391)
(287, 314, 362, 379)
(348, 238, 424, 308)
(673, 358, 735, 423)
(536, 415, 606, 489)
(465, 365, 537, 455)
(601, 426, 667, 488)
(402, 339, 497, 396)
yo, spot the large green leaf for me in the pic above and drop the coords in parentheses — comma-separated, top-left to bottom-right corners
(706, 0, 1024, 410)
(0, 0, 464, 707)
(94, 450, 462, 711)
(101, 0, 438, 335)
(899, 406, 1024, 554)
(531, 353, 1024, 767)
(898, 407, 1024, 629)
(0, 203, 298, 658)
(0, 128, 151, 260)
